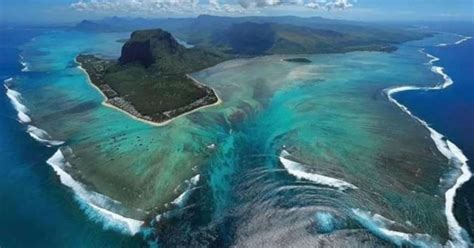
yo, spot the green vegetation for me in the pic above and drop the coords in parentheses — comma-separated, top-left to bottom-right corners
(78, 29, 229, 123)
(210, 22, 423, 55)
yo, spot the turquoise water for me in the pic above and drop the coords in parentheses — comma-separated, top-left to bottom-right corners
(3, 28, 471, 247)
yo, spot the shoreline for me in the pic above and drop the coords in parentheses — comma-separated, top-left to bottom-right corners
(75, 60, 222, 127)
(384, 38, 472, 247)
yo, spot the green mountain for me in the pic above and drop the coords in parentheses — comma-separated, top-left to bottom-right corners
(211, 22, 367, 55)
(118, 29, 228, 72)
(208, 21, 428, 55)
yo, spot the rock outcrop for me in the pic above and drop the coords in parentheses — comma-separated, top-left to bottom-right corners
(119, 29, 180, 67)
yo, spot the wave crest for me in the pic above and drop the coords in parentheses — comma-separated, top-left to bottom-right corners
(4, 82, 31, 123)
(352, 208, 440, 247)
(279, 150, 357, 191)
(171, 174, 200, 207)
(27, 125, 64, 147)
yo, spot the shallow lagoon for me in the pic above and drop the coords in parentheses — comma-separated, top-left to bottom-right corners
(10, 30, 468, 246)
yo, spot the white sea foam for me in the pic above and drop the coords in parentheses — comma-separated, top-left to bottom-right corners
(4, 79, 64, 147)
(436, 35, 471, 47)
(279, 150, 357, 191)
(352, 209, 439, 248)
(26, 125, 64, 147)
(19, 55, 29, 72)
(384, 49, 472, 247)
(20, 61, 29, 72)
(4, 84, 31, 123)
(420, 49, 440, 65)
(171, 174, 200, 207)
(454, 36, 472, 45)
(154, 174, 201, 224)
(431, 66, 453, 88)
(47, 149, 144, 235)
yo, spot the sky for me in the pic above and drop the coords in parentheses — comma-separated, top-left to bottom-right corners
(0, 0, 473, 25)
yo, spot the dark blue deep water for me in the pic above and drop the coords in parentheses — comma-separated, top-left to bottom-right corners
(0, 28, 141, 247)
(396, 26, 474, 237)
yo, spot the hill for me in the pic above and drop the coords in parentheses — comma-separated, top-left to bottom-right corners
(211, 22, 398, 55)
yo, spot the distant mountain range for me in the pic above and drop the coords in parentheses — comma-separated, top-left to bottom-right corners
(74, 15, 431, 55)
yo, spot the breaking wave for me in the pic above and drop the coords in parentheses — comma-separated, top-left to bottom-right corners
(279, 150, 357, 191)
(384, 47, 472, 247)
(4, 81, 31, 123)
(352, 209, 439, 247)
(436, 35, 471, 47)
(47, 149, 144, 235)
(455, 36, 472, 45)
(4, 78, 64, 147)
(155, 174, 200, 224)
(26, 125, 64, 147)
(4, 76, 143, 235)
(171, 174, 200, 207)
(19, 55, 29, 72)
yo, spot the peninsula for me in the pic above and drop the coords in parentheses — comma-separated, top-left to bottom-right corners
(77, 29, 229, 124)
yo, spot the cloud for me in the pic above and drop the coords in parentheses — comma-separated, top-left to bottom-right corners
(325, 0, 353, 10)
(237, 0, 352, 10)
(71, 0, 200, 14)
(71, 0, 354, 14)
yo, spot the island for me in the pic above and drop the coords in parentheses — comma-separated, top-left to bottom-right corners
(284, 58, 312, 63)
(77, 29, 230, 124)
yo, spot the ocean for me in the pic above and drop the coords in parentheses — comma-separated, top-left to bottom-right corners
(395, 26, 474, 239)
(0, 28, 142, 247)
(0, 24, 472, 247)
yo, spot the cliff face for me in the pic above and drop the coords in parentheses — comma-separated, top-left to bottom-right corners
(119, 39, 154, 67)
(118, 29, 181, 67)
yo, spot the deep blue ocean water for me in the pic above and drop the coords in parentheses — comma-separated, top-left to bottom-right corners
(0, 24, 473, 247)
(396, 27, 474, 237)
(0, 28, 141, 247)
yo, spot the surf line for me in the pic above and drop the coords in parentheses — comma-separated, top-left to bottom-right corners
(279, 150, 357, 191)
(4, 79, 64, 147)
(351, 208, 440, 247)
(436, 34, 472, 47)
(154, 174, 201, 224)
(19, 55, 30, 72)
(47, 148, 145, 235)
(3, 77, 143, 235)
(384, 46, 472, 247)
(4, 55, 146, 235)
